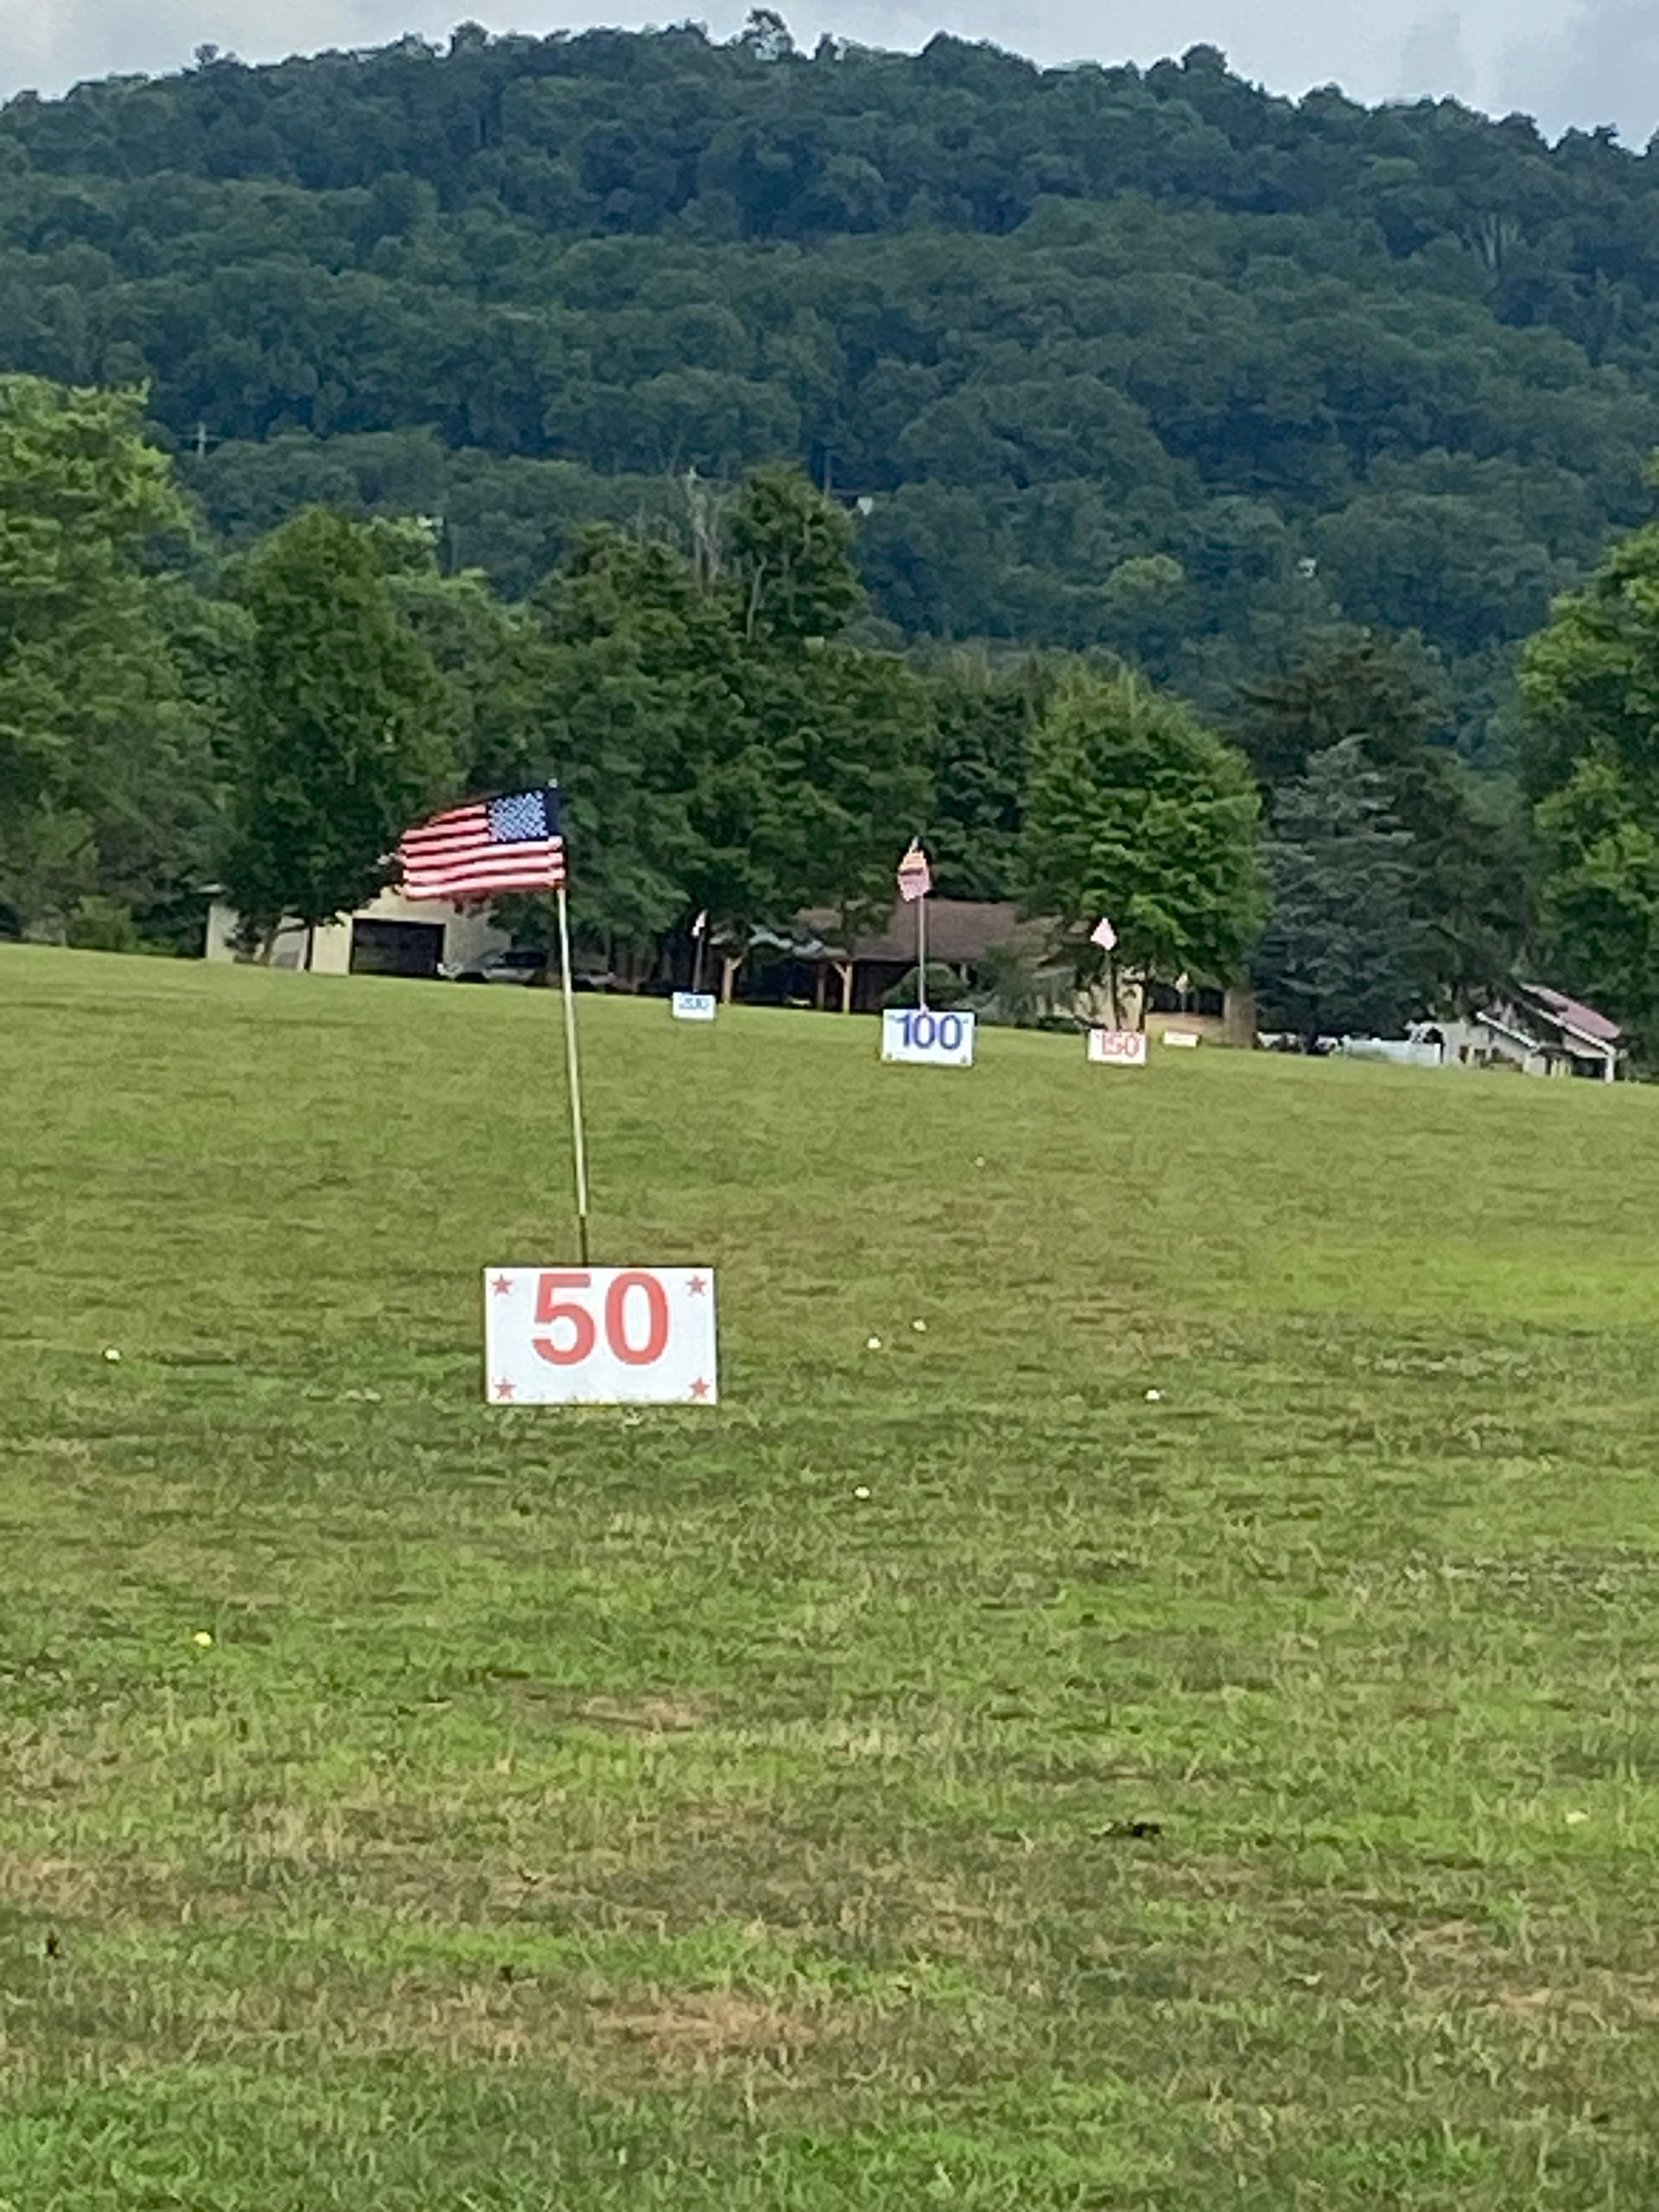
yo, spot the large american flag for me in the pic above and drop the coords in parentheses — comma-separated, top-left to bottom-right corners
(397, 787, 566, 901)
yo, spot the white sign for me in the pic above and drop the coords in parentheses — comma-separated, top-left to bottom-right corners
(881, 1007, 976, 1068)
(485, 1268, 718, 1405)
(671, 991, 717, 1021)
(1163, 1028, 1201, 1049)
(1087, 1027, 1147, 1067)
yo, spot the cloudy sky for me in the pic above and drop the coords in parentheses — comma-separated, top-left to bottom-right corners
(2, 0, 1656, 144)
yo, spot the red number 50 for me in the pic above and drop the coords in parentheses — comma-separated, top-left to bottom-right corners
(534, 1271, 670, 1368)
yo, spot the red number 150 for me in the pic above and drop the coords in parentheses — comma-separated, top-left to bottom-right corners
(534, 1271, 671, 1368)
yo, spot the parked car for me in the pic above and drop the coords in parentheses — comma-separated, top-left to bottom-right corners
(445, 947, 550, 986)
(443, 947, 621, 990)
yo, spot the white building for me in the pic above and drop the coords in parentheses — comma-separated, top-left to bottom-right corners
(1423, 985, 1623, 1083)
(204, 888, 508, 978)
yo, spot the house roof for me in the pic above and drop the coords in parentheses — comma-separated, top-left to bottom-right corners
(1478, 987, 1622, 1060)
(1519, 984, 1622, 1046)
(795, 899, 1051, 965)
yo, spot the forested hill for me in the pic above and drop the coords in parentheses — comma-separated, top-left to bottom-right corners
(7, 22, 1659, 749)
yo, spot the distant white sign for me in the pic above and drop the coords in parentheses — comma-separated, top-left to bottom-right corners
(671, 991, 718, 1021)
(881, 1007, 976, 1068)
(485, 1268, 718, 1405)
(1163, 1029, 1201, 1049)
(1087, 1027, 1147, 1067)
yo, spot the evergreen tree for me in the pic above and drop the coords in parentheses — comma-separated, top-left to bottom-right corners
(1234, 632, 1525, 1004)
(222, 509, 459, 955)
(1254, 737, 1421, 1047)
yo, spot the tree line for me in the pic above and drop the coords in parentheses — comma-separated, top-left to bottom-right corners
(8, 25, 1659, 759)
(16, 367, 1659, 1059)
(0, 374, 1247, 987)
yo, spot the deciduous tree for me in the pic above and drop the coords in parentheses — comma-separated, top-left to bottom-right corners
(222, 508, 459, 954)
(1521, 515, 1659, 1044)
(1018, 666, 1265, 1002)
(0, 375, 211, 940)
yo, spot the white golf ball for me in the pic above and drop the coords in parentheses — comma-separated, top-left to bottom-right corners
(1145, 1388, 1162, 1402)
(866, 1336, 882, 1351)
(854, 1485, 871, 1500)
(103, 1348, 122, 1363)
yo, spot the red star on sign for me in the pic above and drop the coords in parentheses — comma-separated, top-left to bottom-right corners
(688, 1274, 708, 1297)
(689, 1377, 711, 1401)
(492, 1275, 513, 1297)
(494, 1378, 517, 1401)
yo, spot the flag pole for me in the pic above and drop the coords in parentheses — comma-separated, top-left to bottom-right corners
(554, 882, 592, 1264)
(691, 921, 705, 996)
(916, 889, 928, 1011)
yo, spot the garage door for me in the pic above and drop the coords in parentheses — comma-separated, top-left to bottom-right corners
(350, 918, 444, 979)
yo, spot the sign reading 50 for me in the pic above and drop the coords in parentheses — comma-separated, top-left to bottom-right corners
(484, 1267, 718, 1404)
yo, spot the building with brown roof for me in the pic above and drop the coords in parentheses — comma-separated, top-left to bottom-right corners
(722, 897, 1255, 1042)
(1429, 985, 1624, 1082)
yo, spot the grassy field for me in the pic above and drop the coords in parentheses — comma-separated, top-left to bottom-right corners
(3, 945, 1659, 2209)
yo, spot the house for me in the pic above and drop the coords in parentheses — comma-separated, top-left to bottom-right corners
(761, 899, 1051, 1014)
(1426, 984, 1623, 1083)
(727, 897, 1256, 1041)
(204, 889, 507, 979)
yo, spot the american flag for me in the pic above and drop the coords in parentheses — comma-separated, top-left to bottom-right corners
(397, 787, 566, 901)
(896, 838, 931, 904)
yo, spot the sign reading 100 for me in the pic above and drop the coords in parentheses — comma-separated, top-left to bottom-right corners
(880, 1007, 977, 1068)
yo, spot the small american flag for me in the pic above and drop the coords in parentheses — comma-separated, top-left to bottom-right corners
(896, 838, 931, 904)
(397, 787, 566, 901)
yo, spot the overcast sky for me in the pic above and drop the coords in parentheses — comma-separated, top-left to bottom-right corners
(2, 0, 1655, 145)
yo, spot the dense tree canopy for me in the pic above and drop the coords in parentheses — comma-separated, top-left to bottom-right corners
(482, 493, 932, 951)
(5, 27, 1659, 749)
(22, 24, 1659, 1031)
(1521, 510, 1659, 1047)
(0, 375, 213, 942)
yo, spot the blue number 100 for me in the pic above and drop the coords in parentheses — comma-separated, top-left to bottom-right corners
(902, 1011, 963, 1052)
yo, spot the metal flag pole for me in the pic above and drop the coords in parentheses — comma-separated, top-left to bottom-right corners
(554, 881, 592, 1264)
(916, 889, 928, 1011)
(691, 916, 705, 996)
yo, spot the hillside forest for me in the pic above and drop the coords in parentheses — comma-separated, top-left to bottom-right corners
(6, 22, 1659, 1046)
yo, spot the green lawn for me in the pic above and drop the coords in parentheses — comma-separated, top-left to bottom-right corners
(3, 944, 1659, 2209)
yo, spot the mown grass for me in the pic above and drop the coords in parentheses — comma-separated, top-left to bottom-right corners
(3, 943, 1659, 2207)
